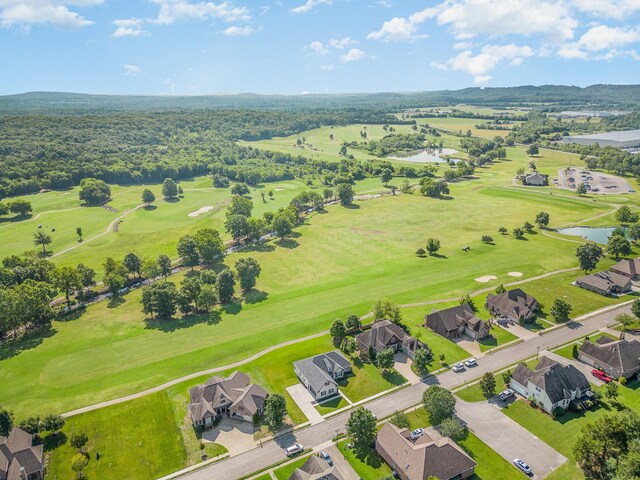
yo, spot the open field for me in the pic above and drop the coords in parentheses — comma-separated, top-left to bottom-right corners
(3, 142, 638, 418)
(503, 379, 640, 480)
(420, 116, 518, 139)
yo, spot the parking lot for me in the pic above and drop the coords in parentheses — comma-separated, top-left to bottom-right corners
(556, 167, 633, 194)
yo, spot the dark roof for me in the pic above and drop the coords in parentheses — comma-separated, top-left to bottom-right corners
(425, 303, 489, 337)
(0, 428, 44, 480)
(188, 371, 267, 422)
(356, 320, 424, 352)
(288, 455, 344, 480)
(293, 350, 352, 394)
(511, 358, 590, 403)
(579, 339, 640, 376)
(485, 288, 538, 321)
(611, 257, 640, 276)
(376, 423, 476, 480)
(575, 270, 631, 294)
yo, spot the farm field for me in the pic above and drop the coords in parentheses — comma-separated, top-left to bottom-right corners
(2, 140, 638, 419)
(420, 116, 518, 139)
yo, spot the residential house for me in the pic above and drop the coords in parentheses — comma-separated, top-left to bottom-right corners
(375, 423, 476, 480)
(0, 428, 44, 480)
(523, 172, 548, 186)
(578, 336, 640, 380)
(288, 455, 344, 480)
(188, 371, 268, 427)
(485, 288, 538, 323)
(510, 357, 593, 413)
(610, 257, 640, 280)
(424, 304, 491, 341)
(356, 320, 428, 360)
(293, 351, 352, 401)
(575, 270, 632, 296)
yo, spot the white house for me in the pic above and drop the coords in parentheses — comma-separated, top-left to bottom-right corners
(293, 351, 352, 401)
(510, 357, 593, 413)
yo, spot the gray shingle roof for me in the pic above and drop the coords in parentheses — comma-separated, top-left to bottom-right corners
(425, 303, 490, 338)
(611, 257, 640, 277)
(356, 320, 425, 353)
(579, 339, 640, 377)
(0, 428, 43, 480)
(485, 288, 538, 321)
(288, 456, 344, 480)
(511, 358, 590, 403)
(293, 350, 352, 394)
(576, 270, 631, 294)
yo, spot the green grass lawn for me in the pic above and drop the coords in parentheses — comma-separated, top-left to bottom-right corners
(338, 359, 406, 402)
(478, 325, 519, 352)
(46, 392, 186, 480)
(273, 455, 312, 480)
(315, 395, 349, 415)
(337, 440, 393, 480)
(404, 408, 520, 480)
(503, 379, 640, 479)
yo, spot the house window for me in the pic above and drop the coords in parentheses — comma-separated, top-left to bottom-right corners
(328, 388, 334, 394)
(321, 391, 326, 397)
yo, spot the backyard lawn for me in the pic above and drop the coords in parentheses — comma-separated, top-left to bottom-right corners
(503, 379, 640, 480)
(336, 440, 393, 480)
(273, 455, 312, 480)
(47, 392, 187, 480)
(338, 358, 406, 402)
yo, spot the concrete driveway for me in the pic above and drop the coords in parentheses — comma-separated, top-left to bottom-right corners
(393, 352, 420, 385)
(456, 399, 567, 479)
(286, 384, 324, 425)
(325, 445, 360, 480)
(202, 418, 256, 457)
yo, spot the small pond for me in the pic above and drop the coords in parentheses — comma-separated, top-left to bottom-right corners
(556, 226, 624, 244)
(388, 148, 460, 164)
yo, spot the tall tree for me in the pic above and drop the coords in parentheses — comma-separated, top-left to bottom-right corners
(372, 298, 402, 323)
(235, 257, 261, 292)
(226, 195, 253, 218)
(157, 254, 172, 279)
(271, 211, 295, 240)
(123, 253, 142, 279)
(216, 268, 236, 304)
(79, 178, 111, 205)
(576, 241, 604, 273)
(550, 298, 572, 322)
(615, 206, 639, 225)
(479, 372, 497, 398)
(142, 189, 156, 205)
(380, 168, 393, 186)
(413, 348, 431, 376)
(535, 211, 550, 228)
(230, 183, 251, 196)
(0, 407, 13, 436)
(141, 281, 178, 318)
(336, 183, 354, 206)
(177, 235, 200, 269)
(194, 228, 224, 264)
(607, 234, 632, 259)
(376, 347, 395, 372)
(198, 285, 218, 313)
(9, 200, 33, 216)
(225, 214, 250, 244)
(55, 266, 82, 306)
(33, 231, 52, 253)
(330, 318, 346, 345)
(162, 178, 178, 199)
(422, 386, 456, 425)
(346, 407, 377, 450)
(426, 238, 441, 256)
(263, 393, 287, 430)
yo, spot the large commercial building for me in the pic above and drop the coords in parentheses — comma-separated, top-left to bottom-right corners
(562, 130, 640, 148)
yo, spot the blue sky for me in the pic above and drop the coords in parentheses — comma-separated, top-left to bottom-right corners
(2, 0, 640, 95)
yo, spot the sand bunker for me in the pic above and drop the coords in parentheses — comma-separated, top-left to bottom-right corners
(508, 271, 523, 277)
(188, 206, 214, 217)
(274, 188, 285, 191)
(475, 275, 498, 283)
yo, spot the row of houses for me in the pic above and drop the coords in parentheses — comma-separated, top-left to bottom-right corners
(575, 257, 640, 297)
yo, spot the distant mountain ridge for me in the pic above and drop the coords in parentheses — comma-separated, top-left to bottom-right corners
(2, 84, 640, 112)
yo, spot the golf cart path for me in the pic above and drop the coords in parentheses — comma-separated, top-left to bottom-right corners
(52, 203, 145, 258)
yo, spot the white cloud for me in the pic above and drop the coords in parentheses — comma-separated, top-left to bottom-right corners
(453, 41, 474, 49)
(112, 18, 149, 38)
(559, 25, 640, 59)
(340, 48, 365, 63)
(0, 0, 103, 29)
(222, 25, 255, 35)
(367, 16, 429, 42)
(151, 0, 250, 25)
(329, 37, 357, 49)
(571, 0, 640, 19)
(123, 64, 142, 76)
(378, 0, 392, 7)
(320, 64, 334, 71)
(290, 0, 332, 14)
(433, 44, 534, 83)
(306, 40, 329, 54)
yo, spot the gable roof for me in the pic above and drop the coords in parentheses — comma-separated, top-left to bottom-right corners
(425, 303, 489, 336)
(576, 270, 631, 293)
(288, 456, 344, 480)
(579, 338, 640, 376)
(511, 358, 590, 403)
(0, 428, 44, 480)
(485, 288, 538, 321)
(611, 257, 640, 277)
(356, 320, 424, 353)
(188, 371, 267, 422)
(376, 423, 476, 480)
(293, 350, 352, 394)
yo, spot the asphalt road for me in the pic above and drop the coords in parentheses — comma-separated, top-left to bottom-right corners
(180, 302, 630, 480)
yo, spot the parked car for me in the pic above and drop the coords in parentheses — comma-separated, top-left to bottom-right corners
(498, 389, 515, 402)
(452, 363, 465, 373)
(514, 458, 532, 475)
(592, 369, 613, 383)
(464, 358, 477, 367)
(285, 443, 303, 457)
(410, 428, 424, 441)
(497, 318, 509, 326)
(318, 451, 333, 466)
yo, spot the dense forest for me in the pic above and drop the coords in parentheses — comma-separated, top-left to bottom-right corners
(0, 109, 399, 197)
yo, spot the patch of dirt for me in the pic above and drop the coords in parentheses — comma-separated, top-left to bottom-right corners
(475, 275, 498, 283)
(102, 205, 119, 213)
(113, 220, 123, 232)
(188, 206, 214, 217)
